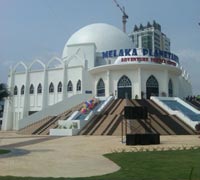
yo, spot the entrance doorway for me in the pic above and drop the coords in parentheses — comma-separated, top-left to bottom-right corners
(117, 75, 132, 99)
(146, 75, 159, 99)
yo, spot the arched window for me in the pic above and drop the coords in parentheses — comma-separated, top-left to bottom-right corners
(67, 80, 73, 92)
(57, 82, 62, 92)
(14, 86, 18, 95)
(49, 82, 54, 93)
(76, 80, 81, 91)
(168, 79, 173, 97)
(21, 85, 25, 95)
(117, 75, 132, 87)
(146, 75, 158, 88)
(146, 75, 159, 98)
(37, 83, 42, 94)
(117, 75, 132, 99)
(29, 84, 34, 94)
(96, 78, 105, 96)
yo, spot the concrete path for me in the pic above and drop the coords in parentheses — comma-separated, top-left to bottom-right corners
(0, 132, 200, 178)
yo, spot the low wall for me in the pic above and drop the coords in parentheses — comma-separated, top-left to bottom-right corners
(151, 96, 199, 129)
(18, 94, 93, 130)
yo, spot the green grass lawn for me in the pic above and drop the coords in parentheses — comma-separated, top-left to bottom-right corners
(0, 148, 200, 180)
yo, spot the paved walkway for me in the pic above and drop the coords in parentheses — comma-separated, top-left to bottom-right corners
(0, 132, 200, 178)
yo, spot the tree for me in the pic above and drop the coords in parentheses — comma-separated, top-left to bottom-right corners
(0, 83, 10, 119)
(0, 83, 10, 101)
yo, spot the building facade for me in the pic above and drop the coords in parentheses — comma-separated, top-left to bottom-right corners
(2, 23, 192, 130)
(129, 20, 170, 52)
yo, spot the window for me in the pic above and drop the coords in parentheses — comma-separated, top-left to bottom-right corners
(67, 80, 73, 92)
(146, 75, 159, 98)
(57, 82, 62, 92)
(37, 83, 42, 94)
(146, 75, 158, 88)
(117, 75, 132, 87)
(96, 78, 105, 96)
(29, 84, 34, 94)
(76, 80, 81, 91)
(117, 76, 132, 99)
(21, 85, 25, 95)
(49, 82, 54, 93)
(14, 86, 18, 95)
(168, 79, 173, 97)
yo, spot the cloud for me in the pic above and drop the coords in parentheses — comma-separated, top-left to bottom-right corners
(176, 49, 200, 94)
(176, 49, 200, 63)
(0, 60, 15, 67)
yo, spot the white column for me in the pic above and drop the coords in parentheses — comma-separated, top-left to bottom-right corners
(22, 69, 29, 119)
(106, 70, 110, 96)
(81, 66, 84, 94)
(152, 32, 155, 52)
(42, 68, 48, 109)
(137, 67, 142, 99)
(62, 63, 67, 99)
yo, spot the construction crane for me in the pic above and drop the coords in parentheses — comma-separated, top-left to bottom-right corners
(113, 0, 128, 33)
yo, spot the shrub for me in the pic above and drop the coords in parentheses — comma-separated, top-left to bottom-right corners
(195, 123, 200, 133)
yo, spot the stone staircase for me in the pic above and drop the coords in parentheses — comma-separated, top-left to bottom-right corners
(18, 103, 83, 135)
(18, 98, 196, 136)
(79, 99, 196, 136)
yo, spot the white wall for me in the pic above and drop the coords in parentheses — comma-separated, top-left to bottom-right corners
(67, 67, 83, 97)
(65, 43, 96, 69)
(18, 94, 93, 130)
(29, 71, 44, 111)
(91, 63, 191, 100)
(178, 76, 192, 98)
(47, 68, 64, 105)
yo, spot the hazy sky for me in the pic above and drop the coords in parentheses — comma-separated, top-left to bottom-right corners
(0, 0, 200, 94)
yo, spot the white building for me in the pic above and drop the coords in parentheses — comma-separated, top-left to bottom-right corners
(2, 23, 192, 131)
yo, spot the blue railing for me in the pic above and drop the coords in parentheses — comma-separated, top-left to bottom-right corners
(161, 100, 200, 121)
